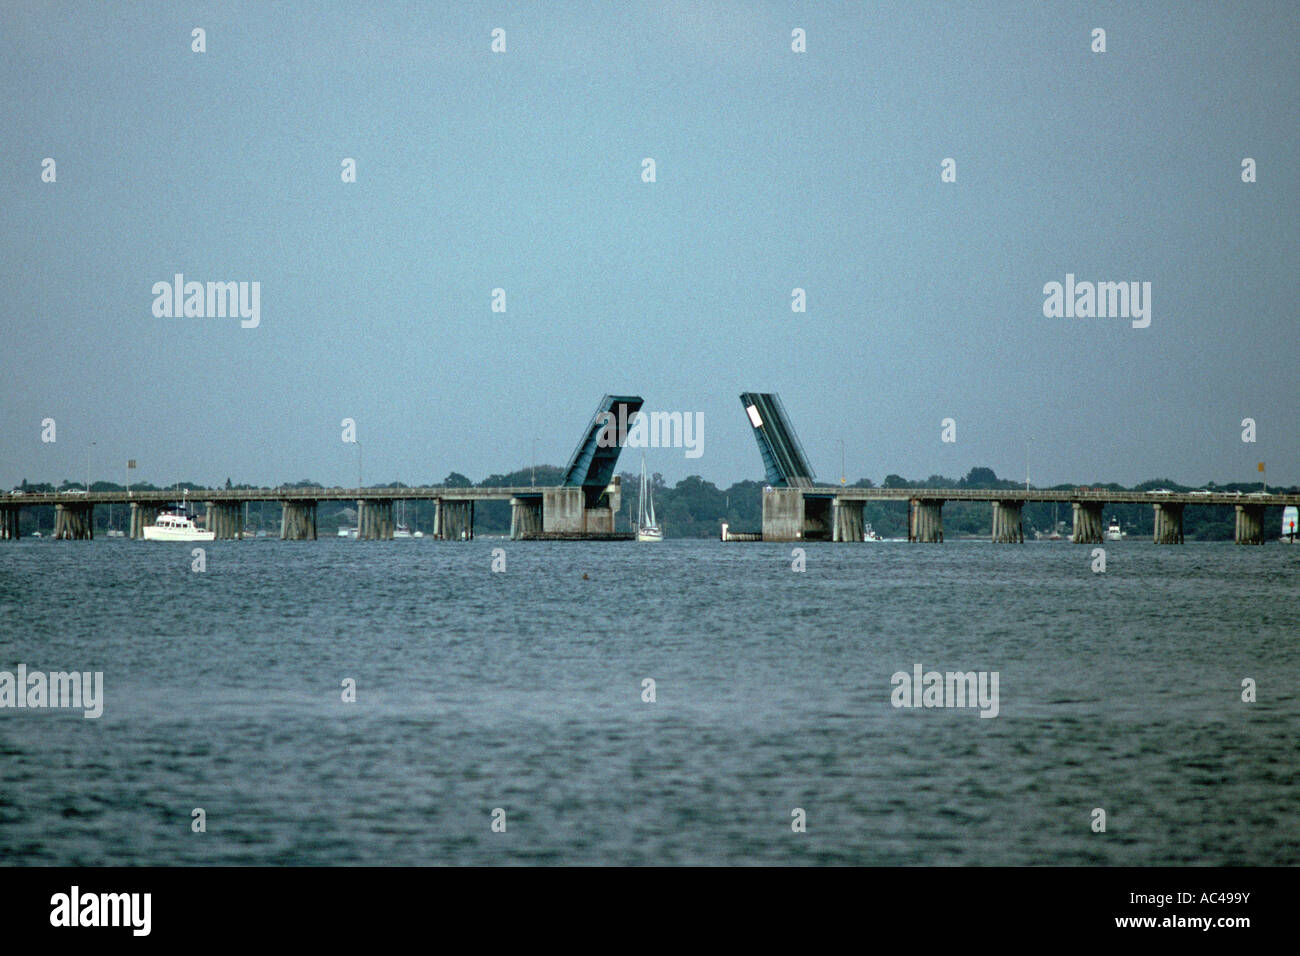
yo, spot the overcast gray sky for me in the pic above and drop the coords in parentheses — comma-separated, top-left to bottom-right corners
(2, 1, 1296, 490)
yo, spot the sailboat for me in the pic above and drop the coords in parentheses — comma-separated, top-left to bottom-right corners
(1282, 506, 1298, 543)
(636, 456, 663, 542)
(106, 501, 125, 537)
(394, 500, 414, 538)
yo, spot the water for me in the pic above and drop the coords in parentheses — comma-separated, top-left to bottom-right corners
(1, 538, 1296, 865)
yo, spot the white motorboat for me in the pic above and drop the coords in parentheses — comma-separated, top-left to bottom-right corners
(1106, 517, 1125, 540)
(143, 510, 215, 542)
(863, 522, 884, 541)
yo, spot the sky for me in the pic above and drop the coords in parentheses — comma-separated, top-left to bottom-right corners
(2, 1, 1297, 491)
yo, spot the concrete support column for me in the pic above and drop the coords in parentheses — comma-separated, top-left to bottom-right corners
(909, 499, 944, 543)
(1234, 504, 1265, 545)
(542, 488, 585, 536)
(991, 500, 1025, 543)
(583, 502, 616, 534)
(130, 504, 159, 539)
(1071, 502, 1105, 543)
(356, 500, 394, 539)
(0, 506, 19, 540)
(216, 503, 243, 539)
(832, 499, 865, 542)
(1152, 502, 1185, 544)
(133, 502, 159, 538)
(209, 503, 238, 539)
(440, 500, 474, 540)
(510, 498, 543, 540)
(54, 503, 93, 539)
(760, 488, 805, 542)
(280, 501, 317, 540)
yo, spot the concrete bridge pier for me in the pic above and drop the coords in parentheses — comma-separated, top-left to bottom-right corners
(761, 488, 805, 542)
(832, 499, 865, 542)
(1071, 502, 1105, 543)
(206, 502, 244, 539)
(909, 499, 944, 543)
(510, 497, 543, 540)
(538, 485, 621, 537)
(1152, 502, 1185, 544)
(356, 500, 393, 540)
(0, 506, 19, 540)
(280, 501, 317, 540)
(439, 500, 475, 540)
(1234, 504, 1266, 545)
(129, 502, 162, 538)
(991, 500, 1025, 543)
(54, 503, 94, 539)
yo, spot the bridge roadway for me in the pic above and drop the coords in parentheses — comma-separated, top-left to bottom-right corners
(3, 486, 552, 506)
(0, 485, 621, 541)
(760, 486, 1296, 545)
(7, 485, 1295, 508)
(804, 487, 1300, 506)
(734, 392, 1295, 544)
(1, 485, 1295, 544)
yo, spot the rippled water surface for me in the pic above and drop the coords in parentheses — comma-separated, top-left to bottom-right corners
(1, 538, 1296, 865)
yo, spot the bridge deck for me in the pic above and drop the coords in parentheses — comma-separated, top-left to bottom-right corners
(2, 487, 555, 506)
(6, 486, 1296, 507)
(806, 488, 1300, 506)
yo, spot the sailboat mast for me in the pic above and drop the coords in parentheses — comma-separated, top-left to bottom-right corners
(637, 455, 646, 531)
